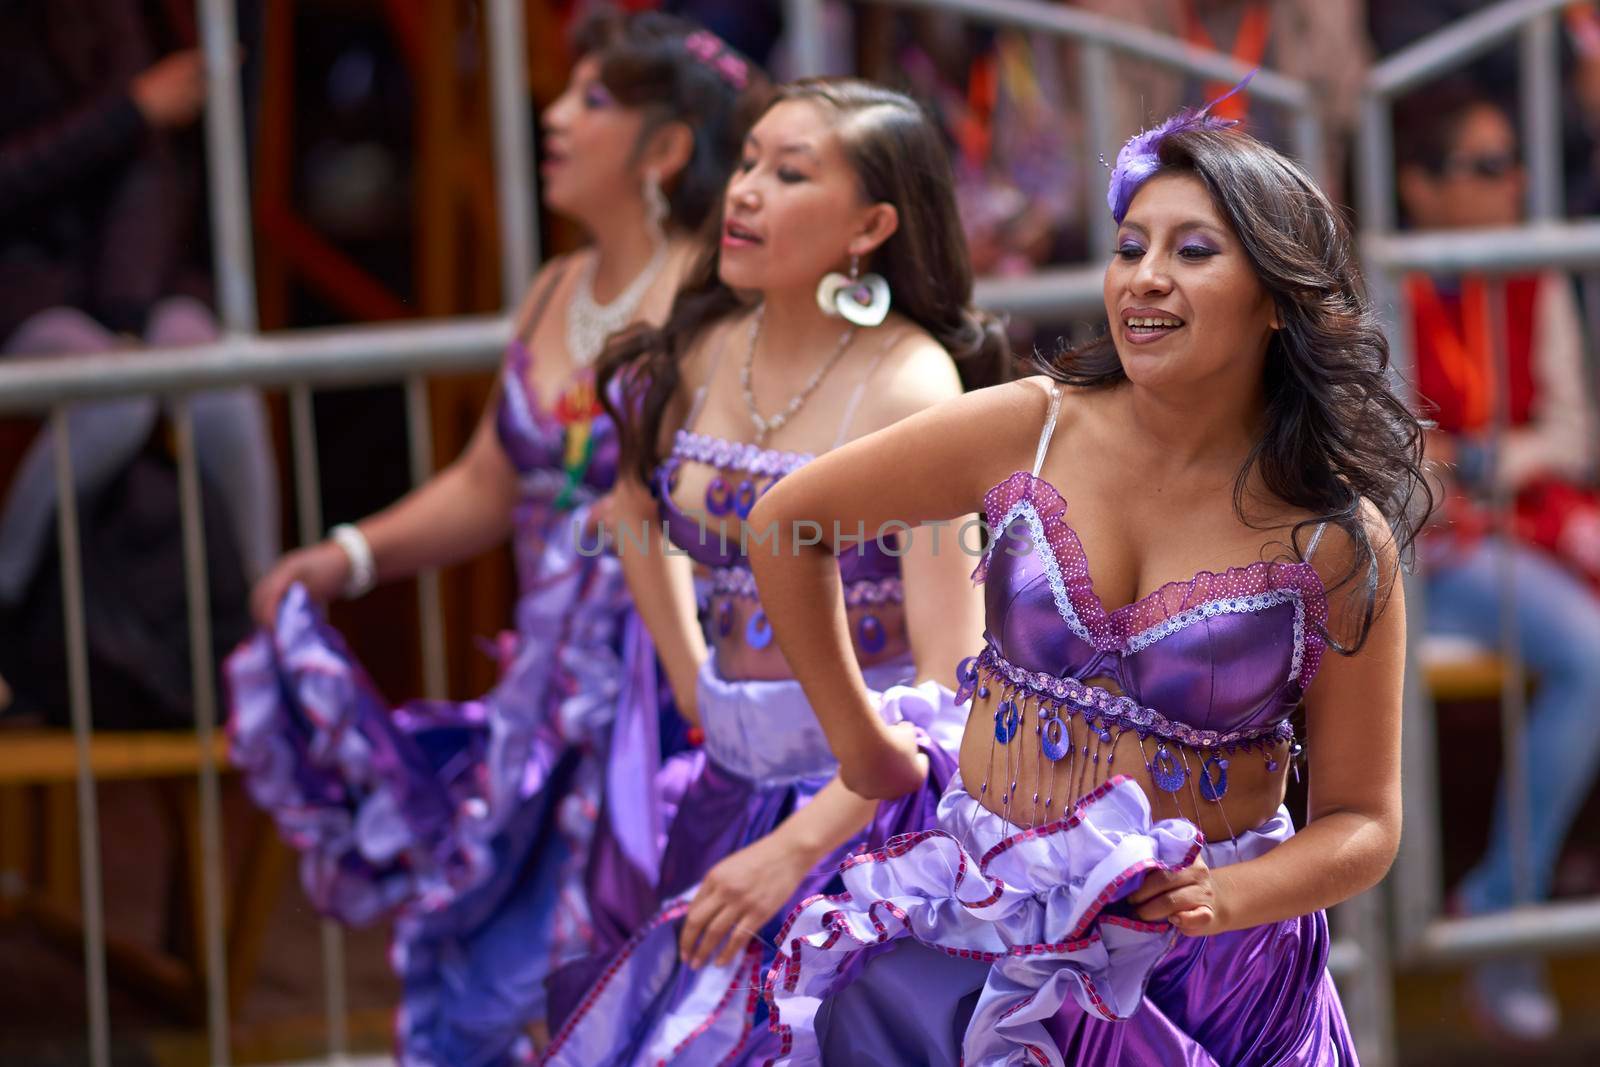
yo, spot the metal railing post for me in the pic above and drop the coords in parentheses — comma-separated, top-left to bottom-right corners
(193, 0, 260, 1059)
(199, 0, 259, 334)
(54, 410, 111, 1067)
(486, 0, 537, 305)
(785, 0, 830, 78)
(1079, 41, 1117, 258)
(1521, 12, 1562, 221)
(405, 376, 449, 700)
(171, 397, 231, 1065)
(1487, 280, 1535, 907)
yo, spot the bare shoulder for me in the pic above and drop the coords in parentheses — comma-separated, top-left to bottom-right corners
(641, 238, 706, 319)
(850, 319, 1044, 433)
(838, 365, 1063, 505)
(848, 325, 959, 429)
(512, 250, 587, 334)
(1304, 498, 1399, 572)
(668, 303, 758, 413)
(1301, 496, 1404, 633)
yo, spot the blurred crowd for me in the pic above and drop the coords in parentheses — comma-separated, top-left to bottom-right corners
(6, 0, 1600, 1049)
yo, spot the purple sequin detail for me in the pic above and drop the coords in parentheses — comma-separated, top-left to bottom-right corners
(672, 429, 812, 477)
(705, 476, 733, 517)
(858, 614, 888, 655)
(707, 567, 904, 607)
(745, 610, 774, 650)
(974, 643, 1294, 752)
(1149, 746, 1188, 793)
(683, 29, 750, 90)
(1106, 71, 1255, 224)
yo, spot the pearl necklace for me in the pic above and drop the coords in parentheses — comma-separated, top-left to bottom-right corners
(565, 241, 669, 367)
(739, 304, 857, 446)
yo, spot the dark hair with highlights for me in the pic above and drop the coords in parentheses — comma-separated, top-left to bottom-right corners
(572, 10, 769, 232)
(1039, 126, 1431, 652)
(600, 77, 1008, 483)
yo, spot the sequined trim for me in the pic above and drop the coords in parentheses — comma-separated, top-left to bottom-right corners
(671, 430, 813, 477)
(705, 566, 904, 607)
(1124, 588, 1309, 683)
(845, 576, 903, 607)
(968, 643, 1295, 751)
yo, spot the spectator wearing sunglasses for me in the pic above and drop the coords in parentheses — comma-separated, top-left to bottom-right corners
(1396, 79, 1600, 1045)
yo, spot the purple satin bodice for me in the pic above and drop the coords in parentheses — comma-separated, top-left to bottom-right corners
(655, 430, 900, 583)
(496, 339, 620, 498)
(975, 471, 1327, 740)
(654, 429, 907, 677)
(496, 340, 622, 596)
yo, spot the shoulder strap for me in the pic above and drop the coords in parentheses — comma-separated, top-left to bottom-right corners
(1303, 521, 1330, 562)
(682, 315, 739, 433)
(830, 329, 907, 450)
(515, 256, 572, 343)
(1030, 383, 1064, 477)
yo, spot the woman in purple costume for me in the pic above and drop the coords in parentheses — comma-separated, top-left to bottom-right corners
(540, 80, 1006, 1064)
(224, 14, 759, 1064)
(748, 99, 1430, 1065)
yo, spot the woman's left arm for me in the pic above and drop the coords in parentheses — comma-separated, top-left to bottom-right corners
(1132, 505, 1406, 935)
(677, 349, 1004, 968)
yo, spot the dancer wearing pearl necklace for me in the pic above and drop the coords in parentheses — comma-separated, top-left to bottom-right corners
(225, 14, 760, 1064)
(540, 78, 1005, 1066)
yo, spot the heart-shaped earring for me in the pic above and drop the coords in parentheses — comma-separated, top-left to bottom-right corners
(816, 254, 891, 327)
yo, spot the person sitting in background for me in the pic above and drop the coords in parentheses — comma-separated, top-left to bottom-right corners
(0, 0, 278, 725)
(1397, 79, 1600, 1044)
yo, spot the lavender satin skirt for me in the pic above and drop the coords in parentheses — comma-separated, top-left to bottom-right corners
(226, 577, 674, 1066)
(542, 659, 968, 1066)
(766, 774, 1357, 1066)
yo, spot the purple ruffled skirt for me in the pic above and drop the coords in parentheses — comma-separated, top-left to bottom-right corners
(765, 773, 1357, 1066)
(226, 566, 673, 1066)
(541, 660, 968, 1066)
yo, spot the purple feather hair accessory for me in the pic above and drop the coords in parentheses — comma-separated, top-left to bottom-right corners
(1106, 70, 1256, 224)
(684, 29, 749, 90)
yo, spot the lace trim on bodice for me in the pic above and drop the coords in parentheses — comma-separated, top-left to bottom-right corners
(975, 470, 1328, 688)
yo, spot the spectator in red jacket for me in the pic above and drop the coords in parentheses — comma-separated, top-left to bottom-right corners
(1399, 80, 1600, 1045)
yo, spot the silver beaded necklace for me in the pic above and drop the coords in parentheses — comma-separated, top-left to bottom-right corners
(739, 304, 857, 446)
(564, 241, 669, 367)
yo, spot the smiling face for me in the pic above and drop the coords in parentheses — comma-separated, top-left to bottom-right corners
(718, 99, 893, 293)
(1103, 172, 1278, 392)
(539, 56, 650, 226)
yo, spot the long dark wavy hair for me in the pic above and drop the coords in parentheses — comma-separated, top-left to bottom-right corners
(1041, 126, 1430, 651)
(572, 10, 770, 232)
(600, 78, 1009, 483)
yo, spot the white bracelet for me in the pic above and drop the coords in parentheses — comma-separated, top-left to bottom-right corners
(329, 523, 377, 599)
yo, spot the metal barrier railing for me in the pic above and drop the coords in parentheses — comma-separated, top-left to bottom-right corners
(0, 1, 534, 1063)
(9, 0, 1600, 1063)
(1358, 0, 1600, 976)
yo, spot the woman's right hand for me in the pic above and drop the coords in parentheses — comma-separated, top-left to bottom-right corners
(839, 720, 927, 800)
(130, 50, 208, 130)
(250, 542, 351, 628)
